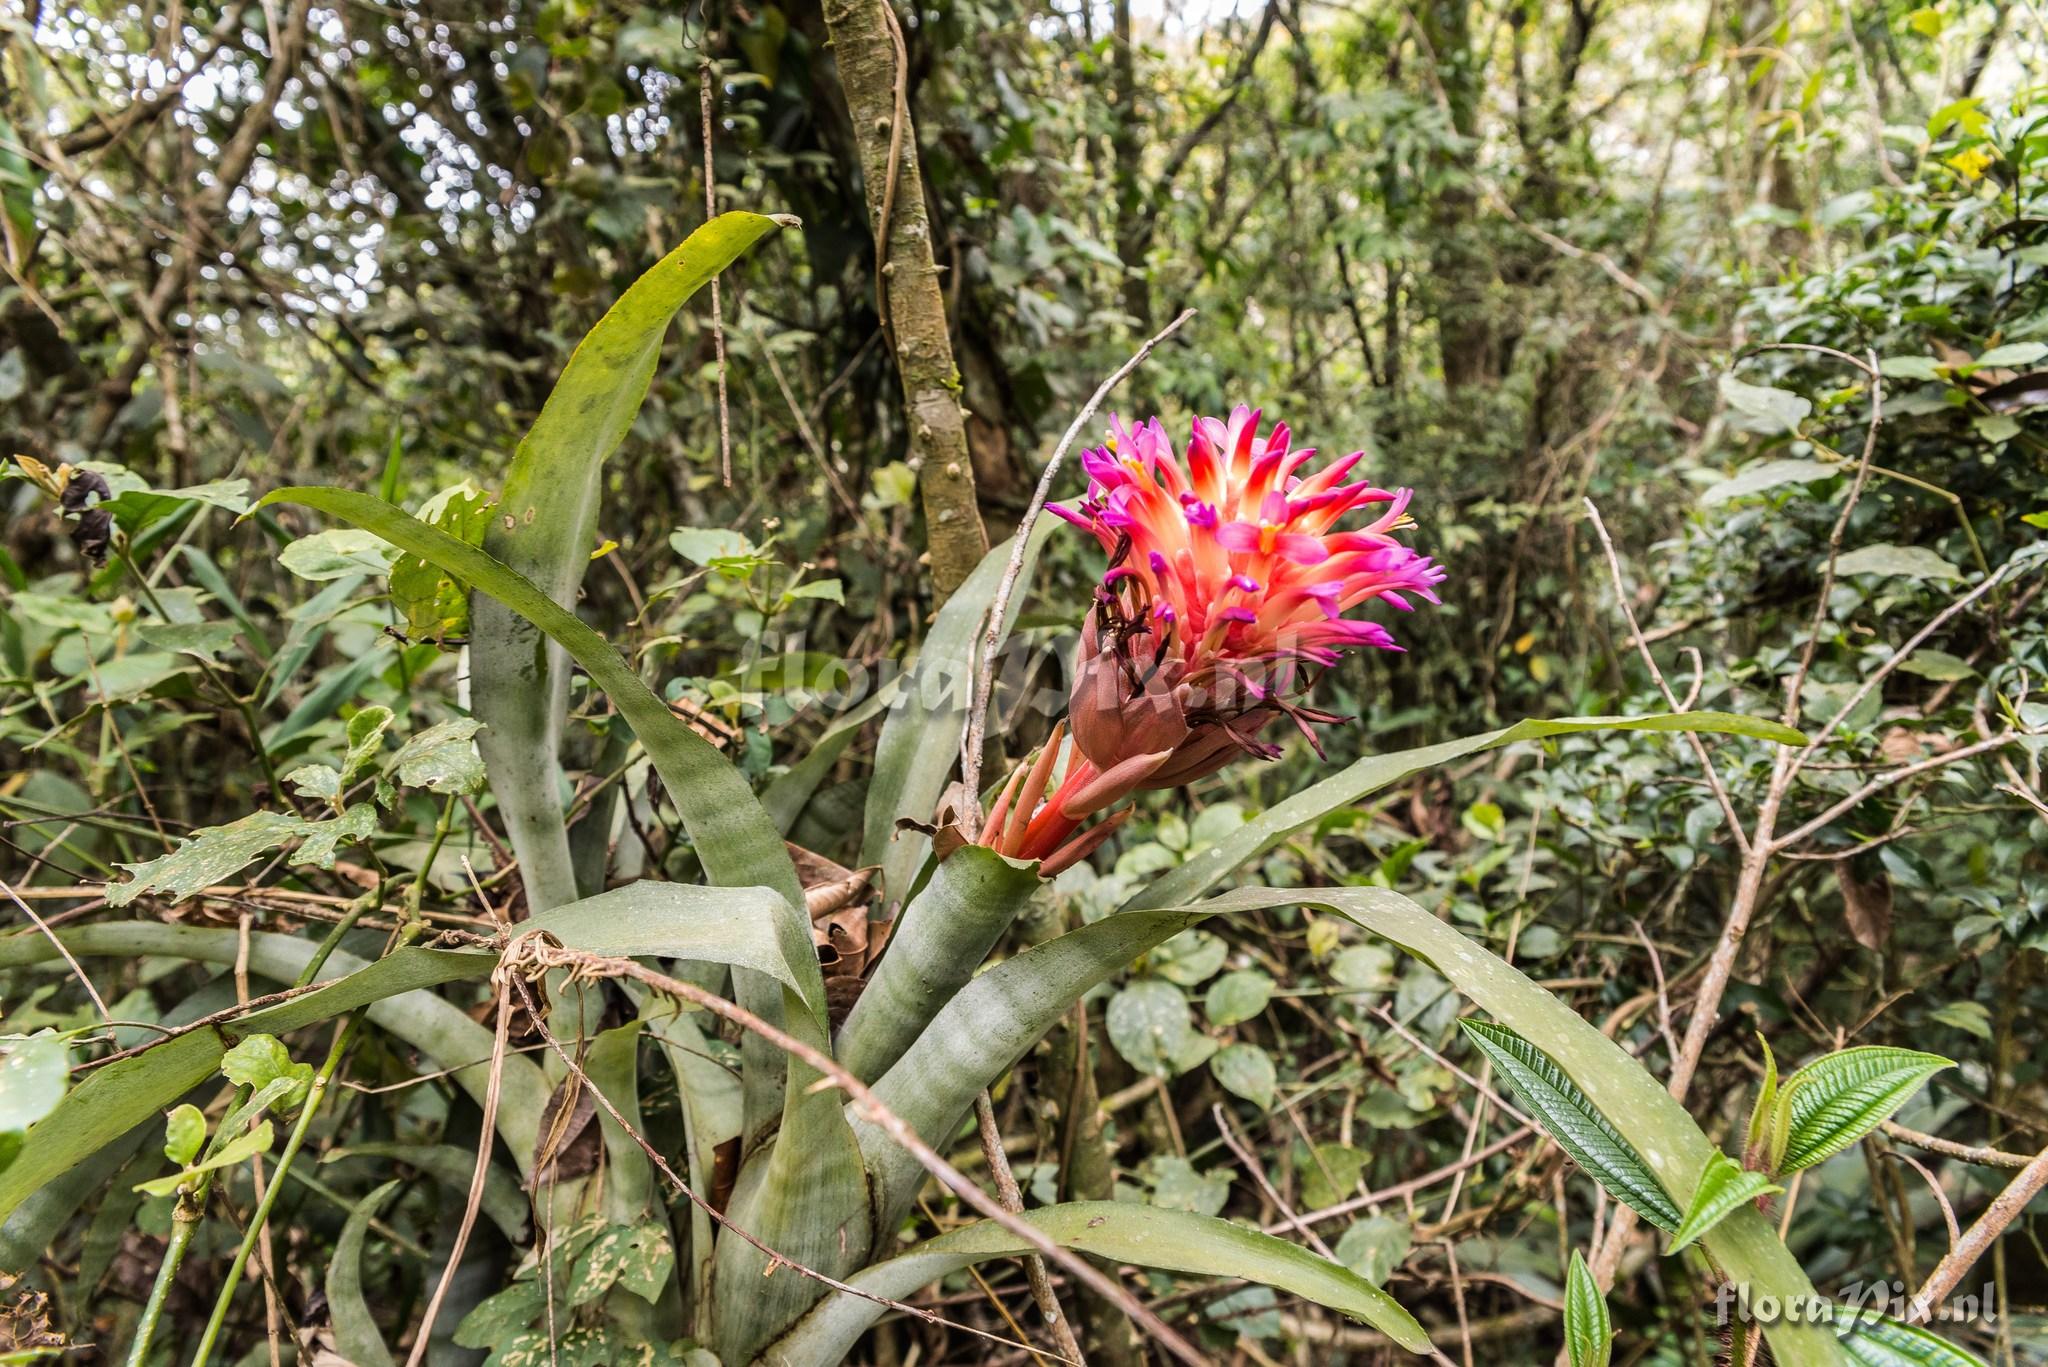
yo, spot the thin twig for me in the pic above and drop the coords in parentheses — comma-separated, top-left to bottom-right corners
(1, 873, 110, 1023)
(1907, 1140, 2048, 1323)
(958, 308, 1197, 809)
(701, 59, 733, 486)
(977, 1089, 1087, 1365)
(1582, 499, 1750, 855)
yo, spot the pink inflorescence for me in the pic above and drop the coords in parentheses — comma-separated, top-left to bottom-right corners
(981, 405, 1444, 874)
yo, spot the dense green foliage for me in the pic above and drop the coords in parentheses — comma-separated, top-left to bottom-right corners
(2, 0, 2045, 1363)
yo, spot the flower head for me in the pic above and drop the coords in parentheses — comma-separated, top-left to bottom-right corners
(982, 405, 1443, 872)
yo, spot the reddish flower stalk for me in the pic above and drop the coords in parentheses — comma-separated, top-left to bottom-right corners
(982, 406, 1444, 874)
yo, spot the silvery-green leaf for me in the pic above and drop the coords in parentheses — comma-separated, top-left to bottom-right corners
(763, 1201, 1431, 1364)
(1834, 544, 1962, 582)
(388, 717, 488, 794)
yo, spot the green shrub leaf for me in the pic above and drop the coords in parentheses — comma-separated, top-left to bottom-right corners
(1668, 1152, 1781, 1254)
(1564, 1249, 1611, 1367)
(1774, 1046, 1952, 1174)
(1840, 1315, 1990, 1365)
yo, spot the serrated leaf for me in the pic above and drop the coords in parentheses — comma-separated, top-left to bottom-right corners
(221, 1035, 313, 1110)
(1773, 1047, 1952, 1174)
(1668, 1152, 1782, 1254)
(1834, 544, 1962, 582)
(286, 763, 342, 802)
(1458, 1019, 1684, 1232)
(290, 802, 377, 869)
(1211, 1043, 1276, 1109)
(1840, 1314, 1990, 1365)
(1745, 1035, 1778, 1160)
(1564, 1249, 1610, 1367)
(342, 706, 396, 786)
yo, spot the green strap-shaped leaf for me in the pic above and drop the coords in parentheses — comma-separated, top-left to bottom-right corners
(1840, 1316, 1989, 1366)
(471, 211, 795, 915)
(323, 1144, 528, 1242)
(1776, 1047, 1952, 1174)
(252, 490, 806, 915)
(1668, 1151, 1781, 1254)
(862, 519, 1055, 905)
(327, 1180, 401, 1367)
(0, 930, 517, 1222)
(836, 845, 1042, 1083)
(1459, 1019, 1685, 1234)
(1563, 1249, 1611, 1367)
(858, 885, 1842, 1367)
(1122, 712, 1806, 914)
(0, 881, 817, 1221)
(761, 1200, 1430, 1365)
(253, 487, 820, 1138)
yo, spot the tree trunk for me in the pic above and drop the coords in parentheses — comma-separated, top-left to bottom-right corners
(822, 0, 988, 597)
(1110, 0, 1149, 329)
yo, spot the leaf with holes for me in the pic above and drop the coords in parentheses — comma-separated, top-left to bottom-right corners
(1458, 1019, 1683, 1233)
(1668, 1152, 1781, 1254)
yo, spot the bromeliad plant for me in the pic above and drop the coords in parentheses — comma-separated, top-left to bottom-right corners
(0, 212, 1942, 1366)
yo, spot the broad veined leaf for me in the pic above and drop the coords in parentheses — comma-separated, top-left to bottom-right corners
(469, 210, 795, 917)
(1564, 1249, 1611, 1367)
(326, 1180, 401, 1367)
(761, 1201, 1431, 1365)
(1840, 1315, 1989, 1365)
(1124, 712, 1805, 913)
(1458, 1019, 1685, 1234)
(1773, 1046, 1952, 1174)
(862, 517, 1056, 906)
(836, 844, 1041, 1082)
(860, 886, 1840, 1367)
(1668, 1151, 1781, 1254)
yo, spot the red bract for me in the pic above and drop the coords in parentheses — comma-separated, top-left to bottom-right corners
(982, 406, 1444, 873)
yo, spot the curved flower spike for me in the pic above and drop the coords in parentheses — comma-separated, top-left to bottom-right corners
(987, 406, 1443, 878)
